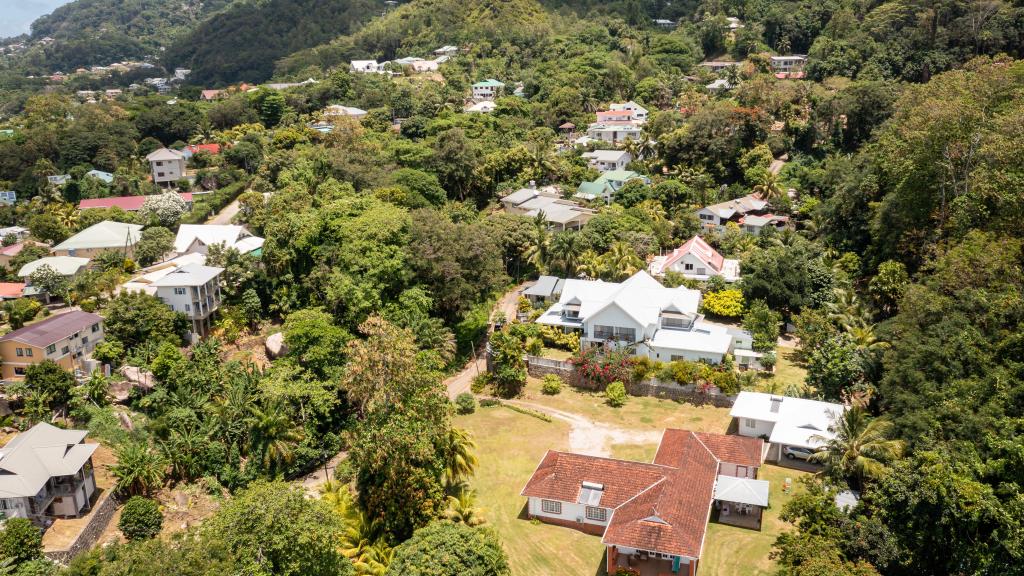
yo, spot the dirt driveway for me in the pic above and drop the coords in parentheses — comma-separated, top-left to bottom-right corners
(503, 399, 662, 458)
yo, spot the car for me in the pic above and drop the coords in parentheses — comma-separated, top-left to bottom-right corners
(783, 446, 816, 461)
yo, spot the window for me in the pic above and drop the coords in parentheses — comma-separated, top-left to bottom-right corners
(156, 161, 163, 167)
(81, 337, 88, 345)
(14, 367, 25, 376)
(541, 500, 561, 515)
(695, 268, 706, 276)
(61, 346, 70, 355)
(72, 332, 79, 339)
(15, 348, 22, 357)
(585, 507, 607, 522)
(45, 344, 56, 354)
(174, 288, 186, 295)
(185, 304, 191, 312)
(91, 323, 100, 333)
(25, 349, 32, 357)
(744, 418, 757, 429)
(594, 325, 637, 343)
(684, 263, 694, 271)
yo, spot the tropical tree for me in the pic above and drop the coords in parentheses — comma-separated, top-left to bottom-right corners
(601, 241, 644, 280)
(809, 406, 904, 489)
(442, 492, 486, 527)
(522, 213, 550, 273)
(111, 442, 168, 496)
(442, 427, 478, 494)
(549, 232, 584, 277)
(248, 399, 303, 473)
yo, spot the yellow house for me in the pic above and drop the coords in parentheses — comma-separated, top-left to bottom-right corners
(50, 220, 142, 261)
(0, 311, 104, 380)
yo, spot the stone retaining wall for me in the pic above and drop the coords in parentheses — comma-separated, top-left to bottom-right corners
(45, 492, 118, 565)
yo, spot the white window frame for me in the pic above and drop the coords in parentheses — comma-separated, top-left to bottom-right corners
(744, 418, 757, 429)
(541, 500, 562, 515)
(585, 506, 607, 522)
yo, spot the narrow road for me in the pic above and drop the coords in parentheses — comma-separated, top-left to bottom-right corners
(206, 197, 240, 225)
(444, 282, 529, 399)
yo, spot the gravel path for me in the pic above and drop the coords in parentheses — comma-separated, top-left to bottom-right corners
(502, 399, 662, 458)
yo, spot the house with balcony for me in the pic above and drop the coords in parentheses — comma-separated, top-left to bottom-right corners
(769, 55, 807, 78)
(0, 423, 98, 523)
(0, 311, 104, 380)
(522, 429, 767, 575)
(471, 79, 505, 100)
(534, 271, 756, 364)
(151, 264, 224, 341)
(694, 194, 788, 234)
(582, 150, 633, 172)
(649, 235, 740, 282)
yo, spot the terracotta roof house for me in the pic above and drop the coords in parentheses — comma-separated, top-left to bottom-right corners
(78, 192, 193, 212)
(181, 143, 221, 158)
(522, 429, 767, 575)
(649, 235, 741, 282)
(0, 282, 25, 300)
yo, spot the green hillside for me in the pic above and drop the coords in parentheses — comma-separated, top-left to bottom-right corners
(163, 0, 382, 86)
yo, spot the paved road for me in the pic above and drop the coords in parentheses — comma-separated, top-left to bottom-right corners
(444, 282, 529, 399)
(206, 197, 240, 225)
(768, 158, 786, 175)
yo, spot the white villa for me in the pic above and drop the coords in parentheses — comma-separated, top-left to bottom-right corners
(145, 148, 186, 187)
(769, 55, 807, 74)
(471, 79, 505, 100)
(350, 60, 384, 74)
(607, 101, 648, 122)
(649, 235, 740, 282)
(173, 224, 265, 257)
(152, 263, 224, 341)
(0, 423, 98, 523)
(582, 150, 633, 172)
(522, 429, 768, 575)
(323, 104, 368, 120)
(500, 185, 595, 231)
(465, 101, 497, 114)
(585, 122, 643, 144)
(730, 391, 847, 461)
(534, 271, 756, 364)
(695, 194, 788, 235)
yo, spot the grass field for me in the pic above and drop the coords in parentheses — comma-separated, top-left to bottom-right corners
(456, 392, 807, 576)
(759, 346, 808, 395)
(520, 376, 735, 433)
(455, 405, 606, 576)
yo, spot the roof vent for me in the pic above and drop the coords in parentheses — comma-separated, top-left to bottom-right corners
(769, 397, 783, 413)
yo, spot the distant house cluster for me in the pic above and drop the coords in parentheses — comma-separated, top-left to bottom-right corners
(350, 45, 459, 77)
(580, 101, 648, 145)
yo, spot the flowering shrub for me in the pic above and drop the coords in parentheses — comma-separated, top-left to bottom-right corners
(571, 345, 633, 386)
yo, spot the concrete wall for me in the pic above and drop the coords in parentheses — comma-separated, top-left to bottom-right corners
(737, 417, 774, 439)
(44, 492, 118, 565)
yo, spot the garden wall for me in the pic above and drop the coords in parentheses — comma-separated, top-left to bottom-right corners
(523, 356, 736, 407)
(45, 492, 119, 564)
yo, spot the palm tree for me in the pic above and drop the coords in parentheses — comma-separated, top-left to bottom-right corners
(809, 406, 904, 489)
(752, 172, 784, 203)
(576, 250, 605, 280)
(602, 241, 644, 281)
(442, 491, 486, 526)
(207, 379, 257, 449)
(550, 232, 584, 277)
(522, 213, 550, 273)
(443, 428, 478, 494)
(248, 400, 304, 472)
(322, 482, 390, 576)
(49, 202, 79, 230)
(111, 442, 168, 496)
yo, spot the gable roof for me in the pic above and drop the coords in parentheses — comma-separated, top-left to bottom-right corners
(174, 224, 247, 253)
(151, 263, 223, 287)
(145, 147, 185, 162)
(18, 256, 90, 277)
(659, 236, 725, 273)
(473, 79, 505, 88)
(522, 429, 762, 560)
(52, 220, 142, 252)
(699, 194, 768, 219)
(0, 423, 98, 498)
(78, 192, 192, 212)
(730, 391, 846, 449)
(0, 310, 102, 348)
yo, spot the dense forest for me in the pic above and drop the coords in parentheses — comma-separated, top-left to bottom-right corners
(0, 0, 1022, 574)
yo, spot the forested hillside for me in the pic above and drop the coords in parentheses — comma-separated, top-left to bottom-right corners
(164, 0, 383, 85)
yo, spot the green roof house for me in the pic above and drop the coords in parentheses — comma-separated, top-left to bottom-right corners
(472, 79, 506, 100)
(575, 170, 650, 203)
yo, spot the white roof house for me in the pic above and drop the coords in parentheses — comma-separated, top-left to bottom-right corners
(713, 475, 770, 507)
(144, 147, 185, 163)
(500, 185, 595, 231)
(350, 60, 383, 73)
(465, 101, 497, 114)
(582, 150, 633, 172)
(173, 224, 264, 256)
(150, 263, 224, 288)
(119, 252, 207, 295)
(51, 220, 142, 255)
(323, 104, 368, 119)
(18, 256, 91, 278)
(534, 271, 750, 364)
(0, 423, 98, 499)
(730, 391, 847, 449)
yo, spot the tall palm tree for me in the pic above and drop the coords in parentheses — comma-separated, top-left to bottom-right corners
(49, 202, 79, 230)
(522, 213, 550, 273)
(550, 232, 584, 277)
(443, 427, 478, 494)
(322, 482, 390, 576)
(752, 171, 784, 203)
(809, 406, 904, 489)
(602, 241, 644, 281)
(576, 250, 604, 280)
(248, 400, 304, 472)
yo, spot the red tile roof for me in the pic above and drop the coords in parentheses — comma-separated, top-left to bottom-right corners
(659, 235, 725, 274)
(78, 193, 193, 212)
(0, 242, 30, 257)
(523, 429, 765, 560)
(184, 143, 221, 155)
(0, 282, 24, 299)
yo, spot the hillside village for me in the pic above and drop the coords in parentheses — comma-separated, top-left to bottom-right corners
(0, 0, 1021, 575)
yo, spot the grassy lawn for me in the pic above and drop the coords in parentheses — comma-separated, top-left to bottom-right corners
(702, 464, 810, 575)
(520, 376, 734, 434)
(455, 405, 606, 576)
(759, 346, 807, 395)
(540, 347, 574, 361)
